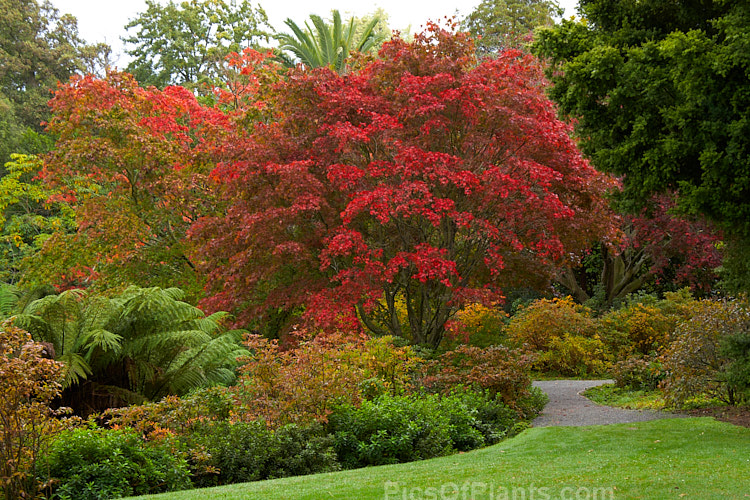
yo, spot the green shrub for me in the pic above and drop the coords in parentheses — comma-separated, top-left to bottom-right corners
(41, 428, 192, 500)
(719, 331, 750, 402)
(612, 354, 665, 391)
(192, 420, 339, 487)
(328, 394, 455, 468)
(445, 388, 534, 445)
(514, 386, 549, 421)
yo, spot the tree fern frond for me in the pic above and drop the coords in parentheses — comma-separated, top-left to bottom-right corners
(0, 284, 20, 319)
(57, 351, 92, 389)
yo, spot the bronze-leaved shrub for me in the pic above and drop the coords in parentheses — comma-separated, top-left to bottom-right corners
(661, 298, 750, 406)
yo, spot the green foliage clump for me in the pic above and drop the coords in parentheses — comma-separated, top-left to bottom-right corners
(192, 420, 339, 487)
(661, 298, 750, 406)
(15, 286, 245, 416)
(328, 394, 461, 468)
(41, 427, 192, 500)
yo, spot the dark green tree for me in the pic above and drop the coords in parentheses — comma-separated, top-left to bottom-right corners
(533, 0, 750, 242)
(276, 9, 385, 73)
(0, 0, 110, 162)
(123, 0, 273, 90)
(462, 0, 562, 54)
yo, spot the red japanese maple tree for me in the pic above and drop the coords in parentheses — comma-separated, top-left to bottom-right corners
(190, 24, 617, 347)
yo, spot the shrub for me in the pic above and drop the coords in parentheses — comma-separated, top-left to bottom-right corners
(719, 331, 750, 402)
(515, 386, 549, 421)
(420, 344, 536, 408)
(0, 322, 65, 500)
(661, 298, 750, 406)
(443, 302, 508, 349)
(327, 394, 455, 468)
(41, 427, 192, 500)
(505, 297, 596, 351)
(103, 386, 234, 437)
(445, 388, 541, 445)
(612, 354, 665, 391)
(599, 289, 698, 357)
(192, 420, 339, 487)
(537, 333, 611, 376)
(233, 332, 421, 426)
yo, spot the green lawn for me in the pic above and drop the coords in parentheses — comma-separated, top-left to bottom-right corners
(130, 418, 750, 500)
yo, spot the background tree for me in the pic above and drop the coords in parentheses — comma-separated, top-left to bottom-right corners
(462, 0, 562, 55)
(276, 9, 385, 73)
(0, 0, 111, 163)
(532, 0, 750, 289)
(190, 25, 616, 348)
(0, 154, 76, 285)
(123, 0, 273, 91)
(559, 194, 723, 307)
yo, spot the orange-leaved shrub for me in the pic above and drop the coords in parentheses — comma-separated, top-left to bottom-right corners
(420, 345, 536, 410)
(231, 331, 421, 427)
(0, 322, 66, 500)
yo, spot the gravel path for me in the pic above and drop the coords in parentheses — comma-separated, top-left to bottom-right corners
(531, 380, 683, 427)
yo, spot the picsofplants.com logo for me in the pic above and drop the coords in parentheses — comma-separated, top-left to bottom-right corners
(383, 481, 615, 500)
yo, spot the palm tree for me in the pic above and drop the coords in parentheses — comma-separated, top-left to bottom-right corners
(14, 286, 245, 415)
(277, 10, 385, 73)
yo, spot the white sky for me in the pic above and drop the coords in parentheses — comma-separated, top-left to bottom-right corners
(51, 0, 580, 67)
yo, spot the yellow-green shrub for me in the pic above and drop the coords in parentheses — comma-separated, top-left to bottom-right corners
(538, 333, 611, 376)
(505, 297, 597, 351)
(599, 289, 698, 357)
(443, 302, 508, 349)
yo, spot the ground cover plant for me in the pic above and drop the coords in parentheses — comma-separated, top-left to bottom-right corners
(125, 418, 750, 500)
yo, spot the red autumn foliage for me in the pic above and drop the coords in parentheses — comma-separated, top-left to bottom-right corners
(190, 24, 617, 347)
(39, 71, 232, 291)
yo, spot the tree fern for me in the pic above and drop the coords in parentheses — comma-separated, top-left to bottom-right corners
(16, 285, 246, 415)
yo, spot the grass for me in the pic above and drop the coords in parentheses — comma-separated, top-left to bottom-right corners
(583, 384, 667, 410)
(129, 418, 750, 500)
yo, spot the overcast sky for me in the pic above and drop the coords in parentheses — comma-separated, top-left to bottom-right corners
(51, 0, 580, 67)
